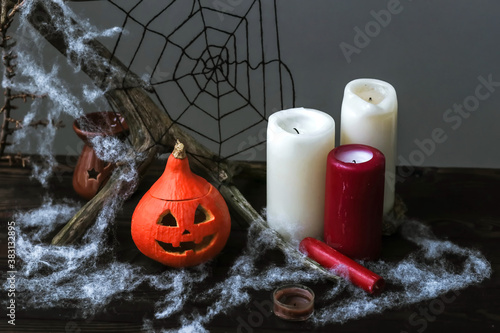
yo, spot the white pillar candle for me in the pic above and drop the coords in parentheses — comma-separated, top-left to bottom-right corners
(267, 108, 335, 242)
(340, 78, 398, 214)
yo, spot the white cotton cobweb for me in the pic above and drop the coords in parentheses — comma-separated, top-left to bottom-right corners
(311, 219, 492, 325)
(12, 196, 208, 318)
(3, 1, 492, 331)
(12, 204, 492, 331)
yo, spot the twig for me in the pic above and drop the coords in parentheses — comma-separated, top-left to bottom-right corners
(0, 1, 53, 158)
(5, 116, 19, 126)
(28, 119, 65, 129)
(9, 92, 46, 102)
(1, 152, 29, 166)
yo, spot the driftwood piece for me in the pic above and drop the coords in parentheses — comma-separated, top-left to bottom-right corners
(28, 1, 338, 279)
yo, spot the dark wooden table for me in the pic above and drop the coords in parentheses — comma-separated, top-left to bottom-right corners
(1, 159, 499, 332)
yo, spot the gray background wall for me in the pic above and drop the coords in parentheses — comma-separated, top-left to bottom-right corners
(10, 0, 500, 168)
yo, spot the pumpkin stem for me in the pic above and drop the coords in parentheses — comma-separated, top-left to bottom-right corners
(172, 140, 187, 159)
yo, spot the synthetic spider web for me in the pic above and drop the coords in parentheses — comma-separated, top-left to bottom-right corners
(5, 1, 492, 332)
(105, 0, 295, 162)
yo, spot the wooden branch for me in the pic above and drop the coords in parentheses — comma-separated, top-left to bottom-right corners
(0, 0, 14, 157)
(219, 185, 338, 280)
(27, 2, 222, 245)
(51, 149, 157, 244)
(0, 0, 46, 157)
(28, 1, 150, 93)
(27, 0, 340, 280)
(231, 161, 266, 180)
(0, 0, 18, 30)
(0, 0, 22, 42)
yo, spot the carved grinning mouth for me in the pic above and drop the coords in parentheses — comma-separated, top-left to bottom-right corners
(156, 234, 215, 254)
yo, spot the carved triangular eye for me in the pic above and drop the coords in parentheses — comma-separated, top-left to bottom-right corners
(194, 205, 210, 224)
(157, 211, 177, 227)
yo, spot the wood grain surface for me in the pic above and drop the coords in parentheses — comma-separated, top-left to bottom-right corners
(0, 159, 498, 333)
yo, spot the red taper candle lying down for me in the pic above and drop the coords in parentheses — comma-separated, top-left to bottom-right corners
(299, 237, 385, 294)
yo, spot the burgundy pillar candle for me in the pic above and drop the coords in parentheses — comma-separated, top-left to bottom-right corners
(273, 284, 314, 321)
(300, 237, 385, 294)
(324, 144, 385, 260)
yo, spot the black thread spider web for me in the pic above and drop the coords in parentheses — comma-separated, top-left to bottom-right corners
(100, 0, 295, 165)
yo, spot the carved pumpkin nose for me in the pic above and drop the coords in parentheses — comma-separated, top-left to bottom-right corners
(182, 229, 191, 235)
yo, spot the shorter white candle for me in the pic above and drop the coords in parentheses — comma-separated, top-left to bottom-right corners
(267, 108, 335, 242)
(340, 78, 398, 214)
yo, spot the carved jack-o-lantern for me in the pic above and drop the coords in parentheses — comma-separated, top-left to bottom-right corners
(131, 141, 231, 267)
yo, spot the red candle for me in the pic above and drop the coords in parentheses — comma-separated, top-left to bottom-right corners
(324, 144, 385, 260)
(299, 237, 385, 294)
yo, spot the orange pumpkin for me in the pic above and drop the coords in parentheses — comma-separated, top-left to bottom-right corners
(131, 141, 231, 267)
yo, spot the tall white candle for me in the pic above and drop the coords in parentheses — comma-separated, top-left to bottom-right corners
(267, 108, 335, 242)
(340, 78, 398, 214)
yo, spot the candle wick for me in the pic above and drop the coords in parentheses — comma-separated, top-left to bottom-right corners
(352, 160, 357, 164)
(293, 128, 300, 134)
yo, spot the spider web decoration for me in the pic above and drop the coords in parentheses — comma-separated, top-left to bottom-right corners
(103, 0, 295, 162)
(6, 1, 493, 332)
